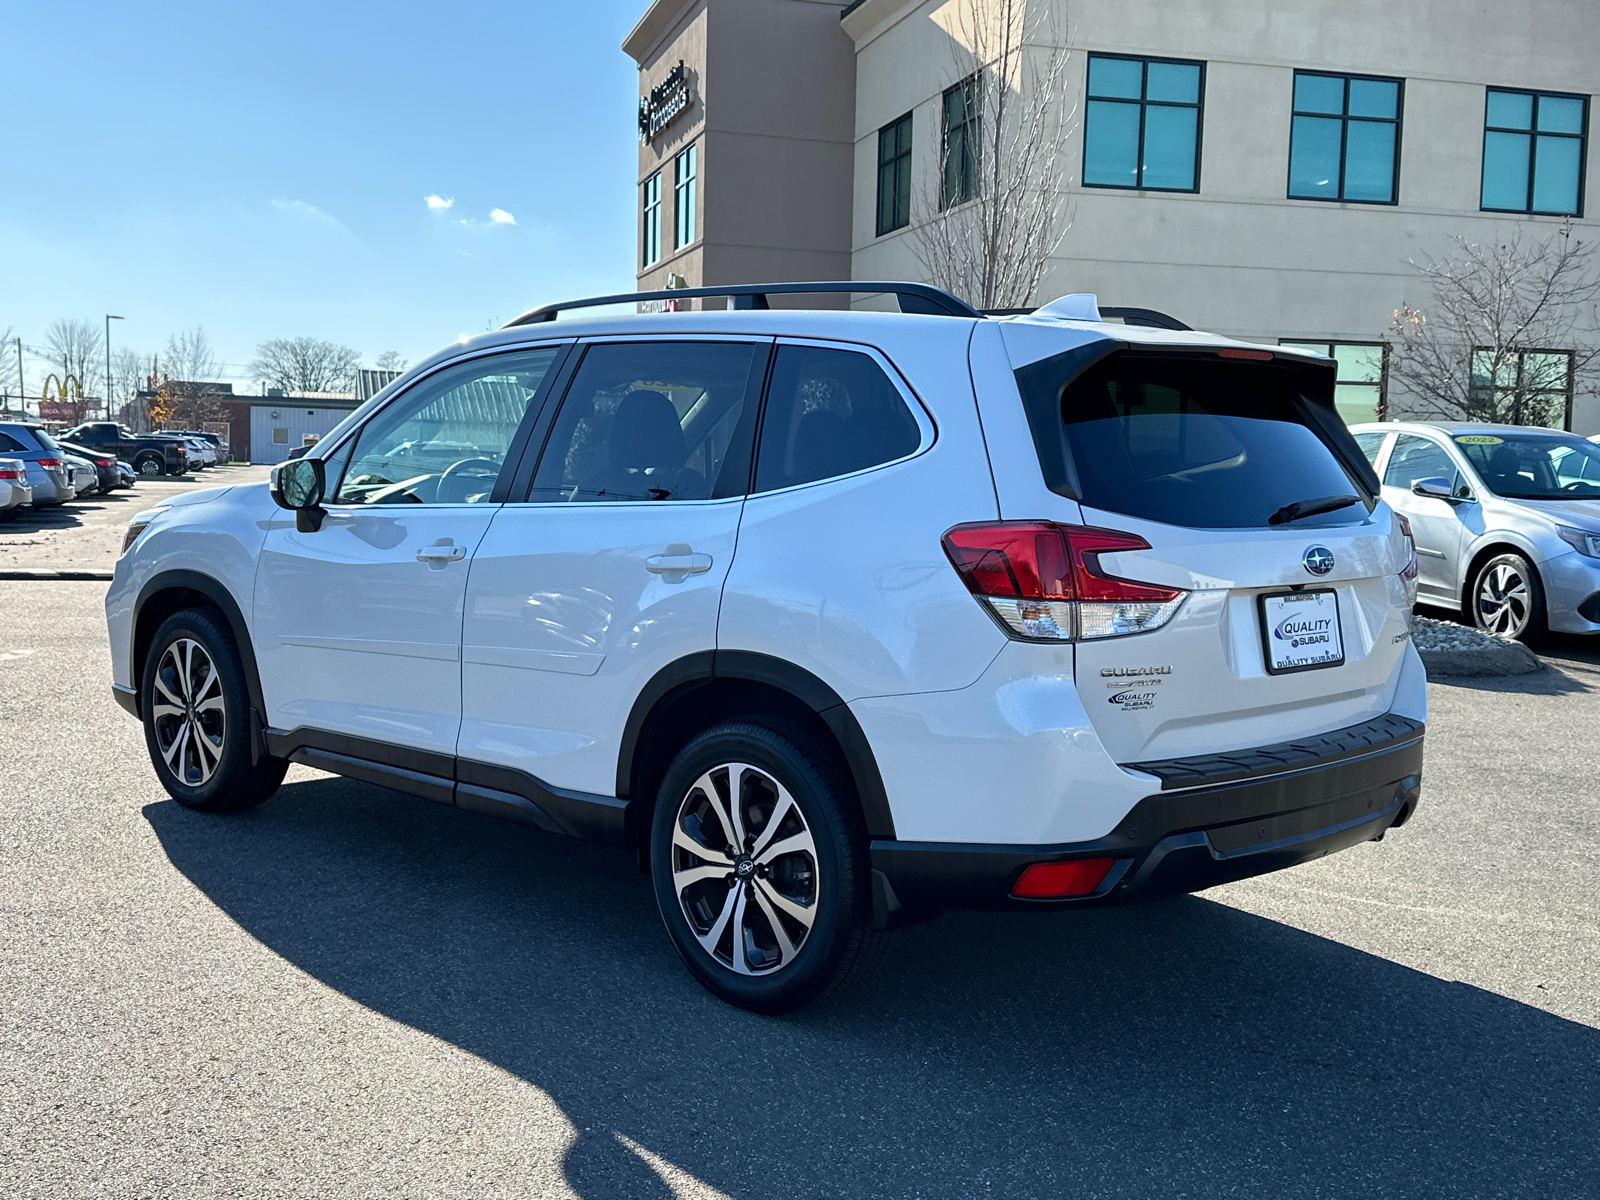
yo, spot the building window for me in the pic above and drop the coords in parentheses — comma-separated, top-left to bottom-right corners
(642, 173, 661, 266)
(674, 143, 697, 250)
(941, 75, 981, 209)
(271, 427, 288, 444)
(1288, 72, 1402, 204)
(1481, 89, 1587, 216)
(1280, 340, 1388, 425)
(1471, 348, 1575, 429)
(876, 112, 913, 236)
(1083, 54, 1204, 191)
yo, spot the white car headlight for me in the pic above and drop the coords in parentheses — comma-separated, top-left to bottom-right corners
(1557, 526, 1600, 559)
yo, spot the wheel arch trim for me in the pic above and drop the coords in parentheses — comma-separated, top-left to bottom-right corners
(617, 650, 897, 840)
(132, 570, 265, 725)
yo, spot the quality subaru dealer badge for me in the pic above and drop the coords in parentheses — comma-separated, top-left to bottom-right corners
(1302, 545, 1335, 576)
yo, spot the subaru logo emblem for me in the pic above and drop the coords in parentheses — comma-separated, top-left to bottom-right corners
(1303, 546, 1335, 576)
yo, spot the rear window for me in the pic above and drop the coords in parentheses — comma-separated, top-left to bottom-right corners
(1016, 351, 1375, 529)
(29, 428, 59, 452)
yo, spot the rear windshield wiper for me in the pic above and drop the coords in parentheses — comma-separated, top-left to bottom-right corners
(1268, 494, 1361, 526)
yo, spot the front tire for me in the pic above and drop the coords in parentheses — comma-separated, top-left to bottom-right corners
(650, 720, 885, 1013)
(141, 608, 286, 812)
(1471, 552, 1548, 645)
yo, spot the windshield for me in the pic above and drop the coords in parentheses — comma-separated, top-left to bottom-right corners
(1025, 353, 1374, 529)
(1453, 433, 1600, 499)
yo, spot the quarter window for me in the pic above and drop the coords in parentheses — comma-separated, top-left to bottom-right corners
(753, 346, 922, 493)
(941, 75, 981, 209)
(876, 112, 913, 236)
(643, 173, 661, 266)
(674, 144, 697, 250)
(1289, 72, 1402, 203)
(529, 341, 762, 503)
(1279, 341, 1388, 425)
(1481, 89, 1587, 216)
(1083, 55, 1203, 191)
(334, 346, 561, 505)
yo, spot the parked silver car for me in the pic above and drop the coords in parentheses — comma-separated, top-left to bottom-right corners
(1351, 421, 1600, 642)
(0, 457, 32, 517)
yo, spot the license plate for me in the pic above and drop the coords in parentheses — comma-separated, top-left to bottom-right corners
(1258, 589, 1344, 675)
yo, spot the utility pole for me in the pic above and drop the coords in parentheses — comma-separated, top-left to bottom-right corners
(14, 338, 22, 418)
(105, 315, 124, 421)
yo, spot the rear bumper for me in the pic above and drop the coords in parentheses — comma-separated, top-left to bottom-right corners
(870, 714, 1424, 916)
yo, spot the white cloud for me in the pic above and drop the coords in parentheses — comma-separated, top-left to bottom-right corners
(425, 194, 455, 211)
(489, 208, 516, 225)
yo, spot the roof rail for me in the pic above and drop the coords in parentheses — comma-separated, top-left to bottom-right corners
(502, 280, 983, 327)
(982, 304, 1192, 331)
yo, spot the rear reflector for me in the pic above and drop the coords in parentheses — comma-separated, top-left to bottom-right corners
(942, 521, 1186, 642)
(1011, 858, 1116, 899)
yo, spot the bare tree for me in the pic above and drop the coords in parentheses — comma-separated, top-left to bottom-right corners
(249, 337, 361, 394)
(374, 350, 408, 372)
(162, 326, 221, 382)
(109, 346, 147, 418)
(910, 0, 1075, 310)
(42, 318, 104, 403)
(1389, 226, 1600, 428)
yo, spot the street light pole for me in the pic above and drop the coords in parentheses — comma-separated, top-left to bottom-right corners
(105, 315, 123, 422)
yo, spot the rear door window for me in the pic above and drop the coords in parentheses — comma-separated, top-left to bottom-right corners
(528, 340, 764, 502)
(752, 344, 922, 493)
(1029, 353, 1373, 529)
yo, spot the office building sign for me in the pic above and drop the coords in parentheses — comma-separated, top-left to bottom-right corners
(639, 60, 692, 144)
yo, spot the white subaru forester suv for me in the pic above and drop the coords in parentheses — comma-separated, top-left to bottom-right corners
(107, 282, 1426, 1012)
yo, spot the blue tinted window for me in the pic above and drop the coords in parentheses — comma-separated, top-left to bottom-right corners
(1344, 121, 1397, 201)
(1482, 89, 1587, 215)
(1288, 117, 1341, 197)
(1084, 100, 1139, 186)
(1289, 72, 1403, 203)
(1088, 56, 1142, 99)
(1083, 55, 1204, 192)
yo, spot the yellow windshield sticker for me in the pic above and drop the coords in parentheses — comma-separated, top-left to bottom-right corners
(1454, 435, 1504, 444)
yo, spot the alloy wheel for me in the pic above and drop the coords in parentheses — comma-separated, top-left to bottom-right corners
(671, 762, 819, 975)
(1476, 562, 1530, 638)
(138, 458, 162, 477)
(151, 638, 226, 786)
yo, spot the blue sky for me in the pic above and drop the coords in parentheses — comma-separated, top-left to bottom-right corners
(2, 0, 645, 391)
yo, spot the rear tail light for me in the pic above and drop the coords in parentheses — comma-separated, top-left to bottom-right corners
(942, 521, 1187, 642)
(36, 457, 62, 469)
(1394, 513, 1419, 606)
(95, 458, 112, 467)
(0, 465, 22, 481)
(1012, 857, 1116, 899)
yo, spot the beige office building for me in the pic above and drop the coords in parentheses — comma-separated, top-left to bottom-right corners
(625, 0, 1598, 430)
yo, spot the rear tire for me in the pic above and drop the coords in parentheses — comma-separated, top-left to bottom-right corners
(135, 454, 164, 477)
(141, 607, 286, 813)
(650, 720, 886, 1013)
(1470, 551, 1548, 645)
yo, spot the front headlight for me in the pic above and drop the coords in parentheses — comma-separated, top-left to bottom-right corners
(121, 508, 166, 555)
(1557, 527, 1600, 559)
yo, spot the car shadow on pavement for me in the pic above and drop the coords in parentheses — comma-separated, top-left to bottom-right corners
(145, 778, 1600, 1199)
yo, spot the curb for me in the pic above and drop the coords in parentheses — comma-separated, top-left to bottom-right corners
(0, 568, 115, 581)
(1420, 642, 1542, 678)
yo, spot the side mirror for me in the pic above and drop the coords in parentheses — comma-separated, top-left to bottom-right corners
(1411, 476, 1454, 501)
(270, 457, 327, 532)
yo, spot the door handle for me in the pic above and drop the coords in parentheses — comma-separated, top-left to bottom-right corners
(646, 543, 713, 580)
(416, 543, 466, 563)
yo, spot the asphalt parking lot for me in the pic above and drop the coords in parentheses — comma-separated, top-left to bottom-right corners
(0, 464, 273, 575)
(2, 580, 1597, 1198)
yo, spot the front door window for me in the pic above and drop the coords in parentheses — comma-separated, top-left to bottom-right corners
(335, 346, 561, 505)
